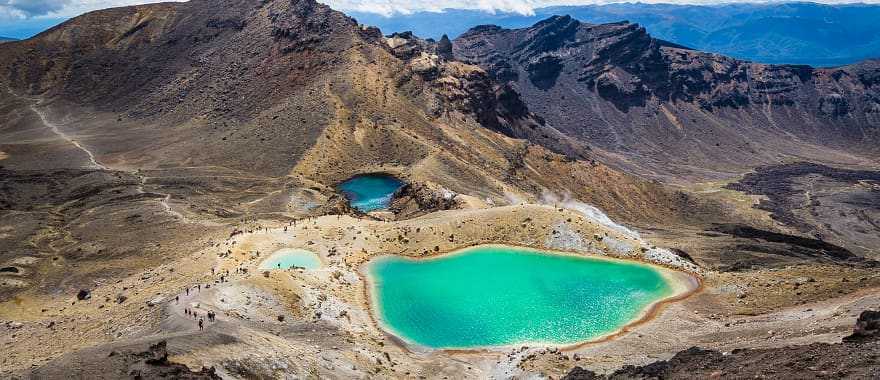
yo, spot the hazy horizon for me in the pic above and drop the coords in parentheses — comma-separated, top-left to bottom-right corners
(4, 0, 880, 39)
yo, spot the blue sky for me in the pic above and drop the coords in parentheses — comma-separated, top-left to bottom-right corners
(2, 0, 879, 38)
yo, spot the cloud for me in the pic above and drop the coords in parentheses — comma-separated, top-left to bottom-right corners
(0, 0, 71, 18)
(5, 0, 880, 21)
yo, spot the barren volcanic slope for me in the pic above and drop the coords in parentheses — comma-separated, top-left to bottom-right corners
(1, 1, 879, 379)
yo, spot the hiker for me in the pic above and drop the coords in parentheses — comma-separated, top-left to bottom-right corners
(211, 268, 215, 276)
(197, 284, 201, 292)
(186, 287, 189, 296)
(198, 319, 203, 331)
(175, 295, 179, 304)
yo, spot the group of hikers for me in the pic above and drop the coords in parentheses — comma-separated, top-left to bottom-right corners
(183, 218, 311, 332)
(184, 305, 217, 331)
(183, 308, 216, 330)
(177, 280, 219, 331)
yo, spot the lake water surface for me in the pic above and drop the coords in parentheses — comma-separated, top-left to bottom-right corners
(260, 248, 322, 270)
(338, 174, 404, 212)
(366, 245, 678, 349)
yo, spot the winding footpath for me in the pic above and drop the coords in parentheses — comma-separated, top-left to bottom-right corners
(5, 85, 197, 223)
(29, 102, 108, 170)
(6, 85, 107, 170)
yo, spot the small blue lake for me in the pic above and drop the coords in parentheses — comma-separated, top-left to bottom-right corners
(338, 173, 404, 212)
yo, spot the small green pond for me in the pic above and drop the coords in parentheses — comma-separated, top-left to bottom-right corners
(366, 245, 677, 349)
(260, 248, 322, 270)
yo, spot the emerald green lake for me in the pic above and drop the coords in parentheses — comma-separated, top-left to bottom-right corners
(367, 245, 677, 349)
(260, 248, 321, 270)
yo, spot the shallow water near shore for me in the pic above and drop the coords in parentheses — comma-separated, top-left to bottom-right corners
(338, 173, 404, 212)
(367, 245, 677, 349)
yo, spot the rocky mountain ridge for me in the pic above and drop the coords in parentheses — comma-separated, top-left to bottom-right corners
(454, 16, 880, 180)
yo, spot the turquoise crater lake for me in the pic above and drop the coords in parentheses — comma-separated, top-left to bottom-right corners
(338, 174, 404, 212)
(366, 245, 684, 349)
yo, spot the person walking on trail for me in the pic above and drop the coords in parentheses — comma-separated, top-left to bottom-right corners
(175, 295, 179, 304)
(198, 318, 204, 331)
(186, 287, 189, 296)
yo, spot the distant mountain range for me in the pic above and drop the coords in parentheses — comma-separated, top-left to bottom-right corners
(0, 17, 66, 40)
(350, 2, 880, 67)
(0, 37, 17, 43)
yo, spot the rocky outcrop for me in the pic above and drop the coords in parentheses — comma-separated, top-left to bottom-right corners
(845, 310, 880, 342)
(385, 29, 590, 160)
(436, 34, 453, 61)
(388, 182, 459, 218)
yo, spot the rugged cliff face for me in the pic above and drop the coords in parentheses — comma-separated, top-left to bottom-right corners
(454, 16, 880, 180)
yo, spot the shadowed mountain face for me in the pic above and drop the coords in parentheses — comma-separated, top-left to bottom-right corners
(454, 16, 880, 181)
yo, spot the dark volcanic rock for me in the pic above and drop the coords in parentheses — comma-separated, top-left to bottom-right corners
(563, 366, 603, 380)
(437, 34, 453, 60)
(564, 311, 880, 379)
(726, 162, 880, 257)
(845, 310, 880, 342)
(709, 224, 859, 263)
(77, 289, 91, 300)
(526, 55, 563, 90)
(31, 340, 220, 379)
